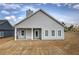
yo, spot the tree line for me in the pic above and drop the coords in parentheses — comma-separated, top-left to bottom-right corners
(62, 22, 79, 32)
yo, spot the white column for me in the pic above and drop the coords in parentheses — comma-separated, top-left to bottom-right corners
(41, 28, 43, 40)
(31, 28, 33, 40)
(15, 28, 16, 40)
(25, 29, 27, 40)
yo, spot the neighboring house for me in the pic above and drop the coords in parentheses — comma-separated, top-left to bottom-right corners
(0, 20, 14, 37)
(15, 9, 64, 40)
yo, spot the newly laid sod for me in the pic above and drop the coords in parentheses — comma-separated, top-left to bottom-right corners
(0, 32, 79, 55)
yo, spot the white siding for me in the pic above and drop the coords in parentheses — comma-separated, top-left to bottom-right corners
(15, 11, 63, 29)
(17, 29, 26, 39)
(26, 29, 31, 39)
(42, 28, 64, 40)
(16, 29, 32, 40)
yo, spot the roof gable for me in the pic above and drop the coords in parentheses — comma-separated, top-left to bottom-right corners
(0, 20, 7, 25)
(0, 20, 14, 30)
(15, 9, 64, 27)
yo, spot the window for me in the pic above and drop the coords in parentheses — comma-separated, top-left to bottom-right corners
(21, 30, 24, 36)
(52, 30, 55, 36)
(58, 30, 61, 36)
(0, 31, 4, 37)
(36, 31, 38, 37)
(2, 32, 4, 36)
(45, 30, 48, 36)
(0, 32, 2, 36)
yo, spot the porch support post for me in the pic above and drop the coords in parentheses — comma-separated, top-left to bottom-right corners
(15, 28, 16, 40)
(31, 28, 33, 40)
(41, 28, 42, 40)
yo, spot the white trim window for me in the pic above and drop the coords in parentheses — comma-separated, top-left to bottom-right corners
(45, 30, 48, 36)
(58, 30, 61, 36)
(52, 30, 55, 36)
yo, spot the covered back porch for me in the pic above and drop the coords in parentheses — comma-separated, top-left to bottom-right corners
(15, 28, 42, 40)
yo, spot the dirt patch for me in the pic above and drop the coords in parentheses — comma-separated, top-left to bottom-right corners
(0, 32, 79, 55)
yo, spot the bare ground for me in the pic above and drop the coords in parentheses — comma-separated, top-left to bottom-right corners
(0, 32, 79, 55)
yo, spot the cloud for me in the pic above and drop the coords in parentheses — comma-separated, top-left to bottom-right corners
(21, 6, 39, 12)
(63, 3, 72, 6)
(73, 4, 79, 9)
(56, 4, 61, 7)
(1, 10, 10, 15)
(4, 15, 16, 21)
(0, 3, 21, 10)
(51, 13, 77, 24)
(15, 16, 24, 23)
(5, 16, 11, 20)
(62, 3, 79, 9)
(4, 15, 16, 25)
(53, 3, 73, 8)
(4, 15, 25, 25)
(53, 3, 62, 7)
(53, 3, 79, 10)
(35, 3, 47, 6)
(5, 15, 24, 21)
(63, 4, 79, 10)
(63, 3, 79, 9)
(36, 3, 47, 5)
(42, 3, 47, 5)
(12, 11, 19, 14)
(18, 16, 24, 20)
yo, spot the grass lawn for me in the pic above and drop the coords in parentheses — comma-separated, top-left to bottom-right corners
(0, 32, 79, 55)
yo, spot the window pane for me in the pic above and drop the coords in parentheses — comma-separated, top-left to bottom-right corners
(0, 31, 4, 37)
(36, 31, 38, 37)
(21, 30, 24, 36)
(0, 32, 1, 36)
(45, 30, 48, 36)
(52, 30, 55, 36)
(2, 32, 4, 36)
(58, 30, 61, 36)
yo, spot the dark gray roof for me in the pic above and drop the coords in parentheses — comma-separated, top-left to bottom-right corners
(0, 20, 7, 25)
(15, 9, 64, 27)
(0, 20, 14, 30)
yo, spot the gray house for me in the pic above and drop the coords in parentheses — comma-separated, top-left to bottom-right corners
(0, 20, 14, 37)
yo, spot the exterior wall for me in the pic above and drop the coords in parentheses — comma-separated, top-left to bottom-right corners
(15, 11, 63, 29)
(16, 28, 64, 40)
(0, 30, 14, 37)
(16, 28, 31, 40)
(33, 28, 41, 39)
(17, 29, 26, 39)
(42, 28, 64, 40)
(0, 20, 14, 37)
(26, 29, 31, 39)
(0, 31, 4, 37)
(4, 30, 14, 37)
(15, 11, 64, 40)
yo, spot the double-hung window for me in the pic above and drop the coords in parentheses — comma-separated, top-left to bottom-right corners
(58, 30, 61, 36)
(45, 30, 48, 36)
(52, 30, 55, 36)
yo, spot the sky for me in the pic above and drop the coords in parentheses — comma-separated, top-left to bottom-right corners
(0, 3, 79, 25)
